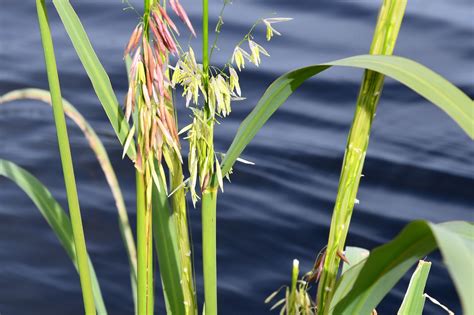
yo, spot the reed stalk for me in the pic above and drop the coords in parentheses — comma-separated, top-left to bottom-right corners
(136, 1, 155, 314)
(35, 0, 95, 313)
(316, 1, 407, 313)
(170, 160, 197, 314)
(288, 259, 300, 315)
(202, 174, 218, 315)
(200, 0, 218, 313)
(137, 170, 154, 315)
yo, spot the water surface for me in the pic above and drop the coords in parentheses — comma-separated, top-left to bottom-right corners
(0, 1, 473, 314)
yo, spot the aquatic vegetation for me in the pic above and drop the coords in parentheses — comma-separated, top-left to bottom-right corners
(0, 0, 472, 314)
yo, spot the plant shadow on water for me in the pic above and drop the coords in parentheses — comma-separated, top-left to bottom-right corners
(0, 0, 473, 314)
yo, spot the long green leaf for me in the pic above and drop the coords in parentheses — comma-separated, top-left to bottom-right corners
(430, 222, 474, 313)
(36, 1, 95, 312)
(0, 88, 138, 299)
(52, 0, 136, 160)
(0, 159, 107, 314)
(330, 220, 473, 315)
(221, 55, 473, 175)
(398, 260, 431, 315)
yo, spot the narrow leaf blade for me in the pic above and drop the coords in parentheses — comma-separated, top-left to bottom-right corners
(52, 0, 136, 160)
(0, 159, 107, 314)
(222, 55, 473, 175)
(331, 220, 473, 315)
(398, 260, 431, 315)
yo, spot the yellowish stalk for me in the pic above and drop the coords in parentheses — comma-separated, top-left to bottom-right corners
(316, 1, 408, 313)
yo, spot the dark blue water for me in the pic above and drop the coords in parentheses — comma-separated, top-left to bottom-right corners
(1, 1, 473, 314)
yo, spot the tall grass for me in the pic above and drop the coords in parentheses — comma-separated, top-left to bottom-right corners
(316, 1, 408, 312)
(2, 1, 472, 314)
(35, 0, 95, 313)
(200, 0, 218, 314)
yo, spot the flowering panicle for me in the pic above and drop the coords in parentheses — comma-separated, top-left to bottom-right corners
(170, 0, 196, 37)
(167, 15, 291, 205)
(263, 17, 293, 41)
(122, 3, 195, 203)
(230, 17, 292, 70)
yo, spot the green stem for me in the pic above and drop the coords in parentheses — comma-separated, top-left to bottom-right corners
(137, 171, 153, 315)
(201, 1, 218, 314)
(136, 172, 146, 314)
(35, 1, 96, 314)
(316, 1, 407, 314)
(1, 88, 134, 314)
(152, 165, 187, 315)
(136, 1, 155, 314)
(288, 259, 299, 315)
(170, 161, 197, 314)
(202, 175, 218, 315)
(202, 0, 209, 75)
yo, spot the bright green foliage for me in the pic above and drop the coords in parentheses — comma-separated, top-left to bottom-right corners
(151, 164, 187, 315)
(0, 89, 138, 305)
(0, 159, 107, 314)
(330, 221, 474, 315)
(222, 55, 473, 176)
(52, 0, 136, 160)
(398, 260, 432, 315)
(36, 1, 95, 312)
(341, 247, 369, 275)
(265, 259, 315, 315)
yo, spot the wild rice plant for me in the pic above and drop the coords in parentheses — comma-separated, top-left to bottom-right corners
(316, 1, 408, 312)
(35, 0, 95, 313)
(1, 0, 472, 314)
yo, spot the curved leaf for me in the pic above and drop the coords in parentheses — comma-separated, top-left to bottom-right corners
(52, 0, 136, 160)
(0, 88, 138, 311)
(221, 55, 473, 175)
(330, 220, 473, 315)
(0, 159, 107, 314)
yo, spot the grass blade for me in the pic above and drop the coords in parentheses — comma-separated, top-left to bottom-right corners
(398, 260, 432, 315)
(221, 55, 473, 175)
(52, 0, 136, 160)
(0, 159, 107, 314)
(36, 1, 95, 312)
(330, 220, 473, 315)
(430, 222, 474, 313)
(0, 89, 138, 305)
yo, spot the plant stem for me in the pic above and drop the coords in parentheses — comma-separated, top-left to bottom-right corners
(35, 1, 96, 314)
(170, 161, 197, 314)
(136, 1, 155, 314)
(201, 1, 218, 314)
(136, 171, 146, 314)
(288, 259, 299, 315)
(1, 88, 136, 313)
(202, 0, 209, 76)
(316, 1, 407, 313)
(202, 175, 218, 315)
(152, 163, 187, 315)
(136, 170, 154, 315)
